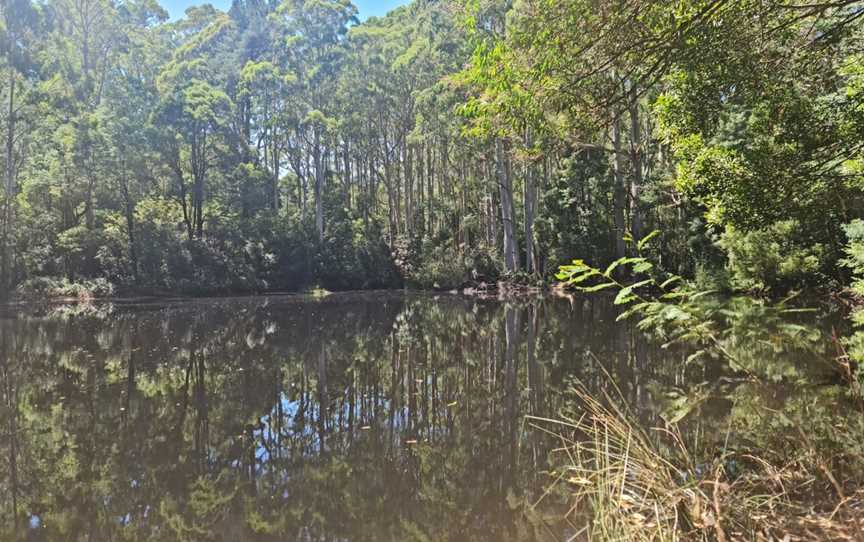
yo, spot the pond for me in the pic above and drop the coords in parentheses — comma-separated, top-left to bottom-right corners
(0, 292, 842, 541)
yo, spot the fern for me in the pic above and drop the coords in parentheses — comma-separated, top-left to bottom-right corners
(557, 232, 826, 380)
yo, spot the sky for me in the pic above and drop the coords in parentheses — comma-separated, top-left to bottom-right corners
(161, 0, 410, 21)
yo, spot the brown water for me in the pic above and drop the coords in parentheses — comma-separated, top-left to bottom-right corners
(0, 291, 816, 541)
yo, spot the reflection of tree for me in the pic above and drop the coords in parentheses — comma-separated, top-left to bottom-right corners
(0, 292, 736, 540)
(1, 321, 21, 534)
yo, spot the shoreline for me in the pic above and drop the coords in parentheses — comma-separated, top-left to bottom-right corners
(2, 279, 555, 308)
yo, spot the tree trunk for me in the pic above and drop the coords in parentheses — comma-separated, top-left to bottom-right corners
(1, 70, 14, 298)
(426, 144, 434, 234)
(496, 139, 519, 273)
(121, 170, 138, 281)
(314, 128, 324, 242)
(404, 143, 413, 235)
(628, 84, 643, 243)
(612, 114, 627, 260)
(523, 130, 536, 275)
(191, 131, 206, 239)
(271, 136, 280, 212)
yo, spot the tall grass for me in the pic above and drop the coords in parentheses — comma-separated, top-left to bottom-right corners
(529, 386, 863, 542)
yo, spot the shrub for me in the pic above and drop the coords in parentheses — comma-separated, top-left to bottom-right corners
(15, 277, 116, 300)
(15, 277, 63, 299)
(408, 243, 500, 290)
(841, 220, 864, 396)
(717, 220, 826, 293)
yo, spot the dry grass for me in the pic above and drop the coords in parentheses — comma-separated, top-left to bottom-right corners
(528, 386, 864, 542)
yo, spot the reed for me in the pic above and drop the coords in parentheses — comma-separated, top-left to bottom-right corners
(529, 385, 863, 541)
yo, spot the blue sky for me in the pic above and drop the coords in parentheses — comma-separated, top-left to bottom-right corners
(161, 0, 409, 21)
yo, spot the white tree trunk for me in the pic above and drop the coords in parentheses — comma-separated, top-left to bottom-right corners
(497, 139, 519, 273)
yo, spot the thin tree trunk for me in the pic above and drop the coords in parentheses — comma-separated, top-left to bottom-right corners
(496, 139, 519, 273)
(628, 84, 643, 243)
(2, 70, 15, 298)
(271, 136, 280, 212)
(314, 128, 324, 242)
(612, 114, 627, 259)
(523, 130, 536, 275)
(121, 169, 138, 281)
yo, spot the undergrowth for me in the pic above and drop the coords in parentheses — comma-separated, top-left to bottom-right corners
(548, 231, 864, 540)
(530, 385, 863, 541)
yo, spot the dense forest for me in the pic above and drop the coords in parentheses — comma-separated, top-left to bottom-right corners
(2, 0, 860, 298)
(3, 1, 864, 538)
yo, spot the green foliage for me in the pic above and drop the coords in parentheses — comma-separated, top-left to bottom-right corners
(535, 150, 615, 276)
(717, 220, 826, 294)
(15, 276, 115, 300)
(2, 0, 864, 304)
(407, 241, 500, 290)
(841, 220, 864, 394)
(558, 232, 828, 381)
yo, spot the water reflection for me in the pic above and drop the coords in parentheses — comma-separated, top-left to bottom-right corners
(0, 292, 787, 541)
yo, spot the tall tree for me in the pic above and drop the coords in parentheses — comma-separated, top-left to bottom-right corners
(271, 0, 357, 241)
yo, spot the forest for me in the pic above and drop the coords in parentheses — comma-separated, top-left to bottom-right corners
(3, 0, 864, 539)
(2, 0, 858, 299)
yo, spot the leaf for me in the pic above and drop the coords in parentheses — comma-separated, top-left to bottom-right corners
(604, 257, 643, 277)
(567, 270, 601, 285)
(616, 302, 652, 321)
(579, 282, 617, 292)
(637, 230, 661, 251)
(632, 261, 653, 274)
(659, 276, 682, 289)
(614, 279, 654, 305)
(604, 257, 627, 277)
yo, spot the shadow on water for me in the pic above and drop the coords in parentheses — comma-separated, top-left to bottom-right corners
(0, 292, 848, 540)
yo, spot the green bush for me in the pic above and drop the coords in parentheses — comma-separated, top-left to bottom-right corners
(535, 151, 616, 276)
(15, 277, 116, 300)
(717, 220, 826, 293)
(408, 242, 500, 290)
(841, 220, 864, 395)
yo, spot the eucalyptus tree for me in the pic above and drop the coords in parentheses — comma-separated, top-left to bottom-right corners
(99, 0, 169, 280)
(47, 0, 126, 232)
(0, 0, 40, 297)
(347, 7, 422, 242)
(155, 13, 234, 240)
(270, 0, 357, 241)
(459, 0, 523, 273)
(238, 56, 293, 212)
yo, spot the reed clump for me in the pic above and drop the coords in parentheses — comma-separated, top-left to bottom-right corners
(530, 386, 863, 542)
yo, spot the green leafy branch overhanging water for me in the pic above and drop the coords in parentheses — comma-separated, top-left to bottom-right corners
(556, 231, 829, 383)
(551, 232, 864, 540)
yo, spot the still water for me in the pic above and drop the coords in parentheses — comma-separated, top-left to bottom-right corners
(0, 292, 760, 540)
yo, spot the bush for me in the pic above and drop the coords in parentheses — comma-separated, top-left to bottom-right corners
(15, 277, 62, 299)
(717, 220, 826, 293)
(408, 242, 500, 290)
(15, 277, 116, 300)
(841, 220, 864, 396)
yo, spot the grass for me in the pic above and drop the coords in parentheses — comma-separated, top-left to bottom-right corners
(529, 385, 864, 542)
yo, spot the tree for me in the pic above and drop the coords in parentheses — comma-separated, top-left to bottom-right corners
(270, 0, 357, 241)
(0, 0, 39, 298)
(155, 14, 234, 240)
